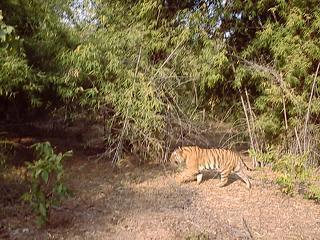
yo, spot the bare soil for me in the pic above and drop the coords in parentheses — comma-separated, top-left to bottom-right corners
(2, 150, 320, 240)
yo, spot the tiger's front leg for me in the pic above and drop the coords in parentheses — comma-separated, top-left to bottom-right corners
(176, 170, 198, 184)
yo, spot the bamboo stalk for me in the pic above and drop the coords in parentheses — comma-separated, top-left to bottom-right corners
(294, 127, 302, 154)
(282, 94, 288, 153)
(152, 39, 184, 80)
(240, 91, 257, 167)
(202, 109, 205, 122)
(303, 62, 320, 152)
(245, 88, 259, 152)
(112, 109, 129, 164)
(135, 46, 142, 76)
(112, 48, 142, 164)
(282, 96, 288, 130)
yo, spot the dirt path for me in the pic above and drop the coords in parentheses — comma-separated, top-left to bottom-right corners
(3, 153, 320, 240)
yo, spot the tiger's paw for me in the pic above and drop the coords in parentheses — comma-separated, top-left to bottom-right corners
(175, 176, 185, 184)
(216, 182, 227, 188)
(196, 174, 203, 184)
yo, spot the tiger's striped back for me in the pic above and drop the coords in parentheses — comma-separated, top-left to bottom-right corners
(170, 146, 253, 188)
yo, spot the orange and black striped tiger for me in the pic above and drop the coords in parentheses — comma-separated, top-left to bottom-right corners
(170, 146, 253, 188)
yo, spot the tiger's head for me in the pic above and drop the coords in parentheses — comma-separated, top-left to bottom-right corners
(170, 147, 186, 166)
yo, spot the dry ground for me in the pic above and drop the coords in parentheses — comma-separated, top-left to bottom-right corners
(1, 151, 320, 240)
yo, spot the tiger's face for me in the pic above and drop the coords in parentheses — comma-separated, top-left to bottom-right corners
(170, 148, 186, 166)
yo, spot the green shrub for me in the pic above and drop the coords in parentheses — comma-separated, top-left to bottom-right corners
(22, 142, 72, 227)
(256, 150, 320, 200)
(276, 174, 294, 195)
(248, 147, 277, 166)
(305, 184, 320, 202)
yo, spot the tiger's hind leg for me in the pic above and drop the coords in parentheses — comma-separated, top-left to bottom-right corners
(235, 170, 251, 189)
(216, 170, 231, 187)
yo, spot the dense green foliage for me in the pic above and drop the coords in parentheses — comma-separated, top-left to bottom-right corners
(1, 0, 320, 196)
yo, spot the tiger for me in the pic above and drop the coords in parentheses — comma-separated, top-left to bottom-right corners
(170, 146, 253, 188)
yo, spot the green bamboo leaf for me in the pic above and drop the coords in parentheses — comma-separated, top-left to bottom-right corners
(39, 203, 47, 217)
(41, 170, 49, 184)
(35, 169, 42, 178)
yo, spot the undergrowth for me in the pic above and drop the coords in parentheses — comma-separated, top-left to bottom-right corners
(251, 149, 320, 202)
(0, 139, 14, 174)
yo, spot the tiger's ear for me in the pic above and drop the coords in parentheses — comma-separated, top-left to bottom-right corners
(176, 146, 184, 154)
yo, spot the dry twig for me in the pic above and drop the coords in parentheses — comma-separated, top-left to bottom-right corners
(242, 217, 254, 240)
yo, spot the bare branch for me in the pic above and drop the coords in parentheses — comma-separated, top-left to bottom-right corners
(238, 58, 300, 106)
(152, 39, 184, 80)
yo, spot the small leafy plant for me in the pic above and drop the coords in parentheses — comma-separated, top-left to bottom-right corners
(22, 142, 72, 227)
(276, 174, 294, 195)
(305, 184, 320, 202)
(185, 232, 210, 240)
